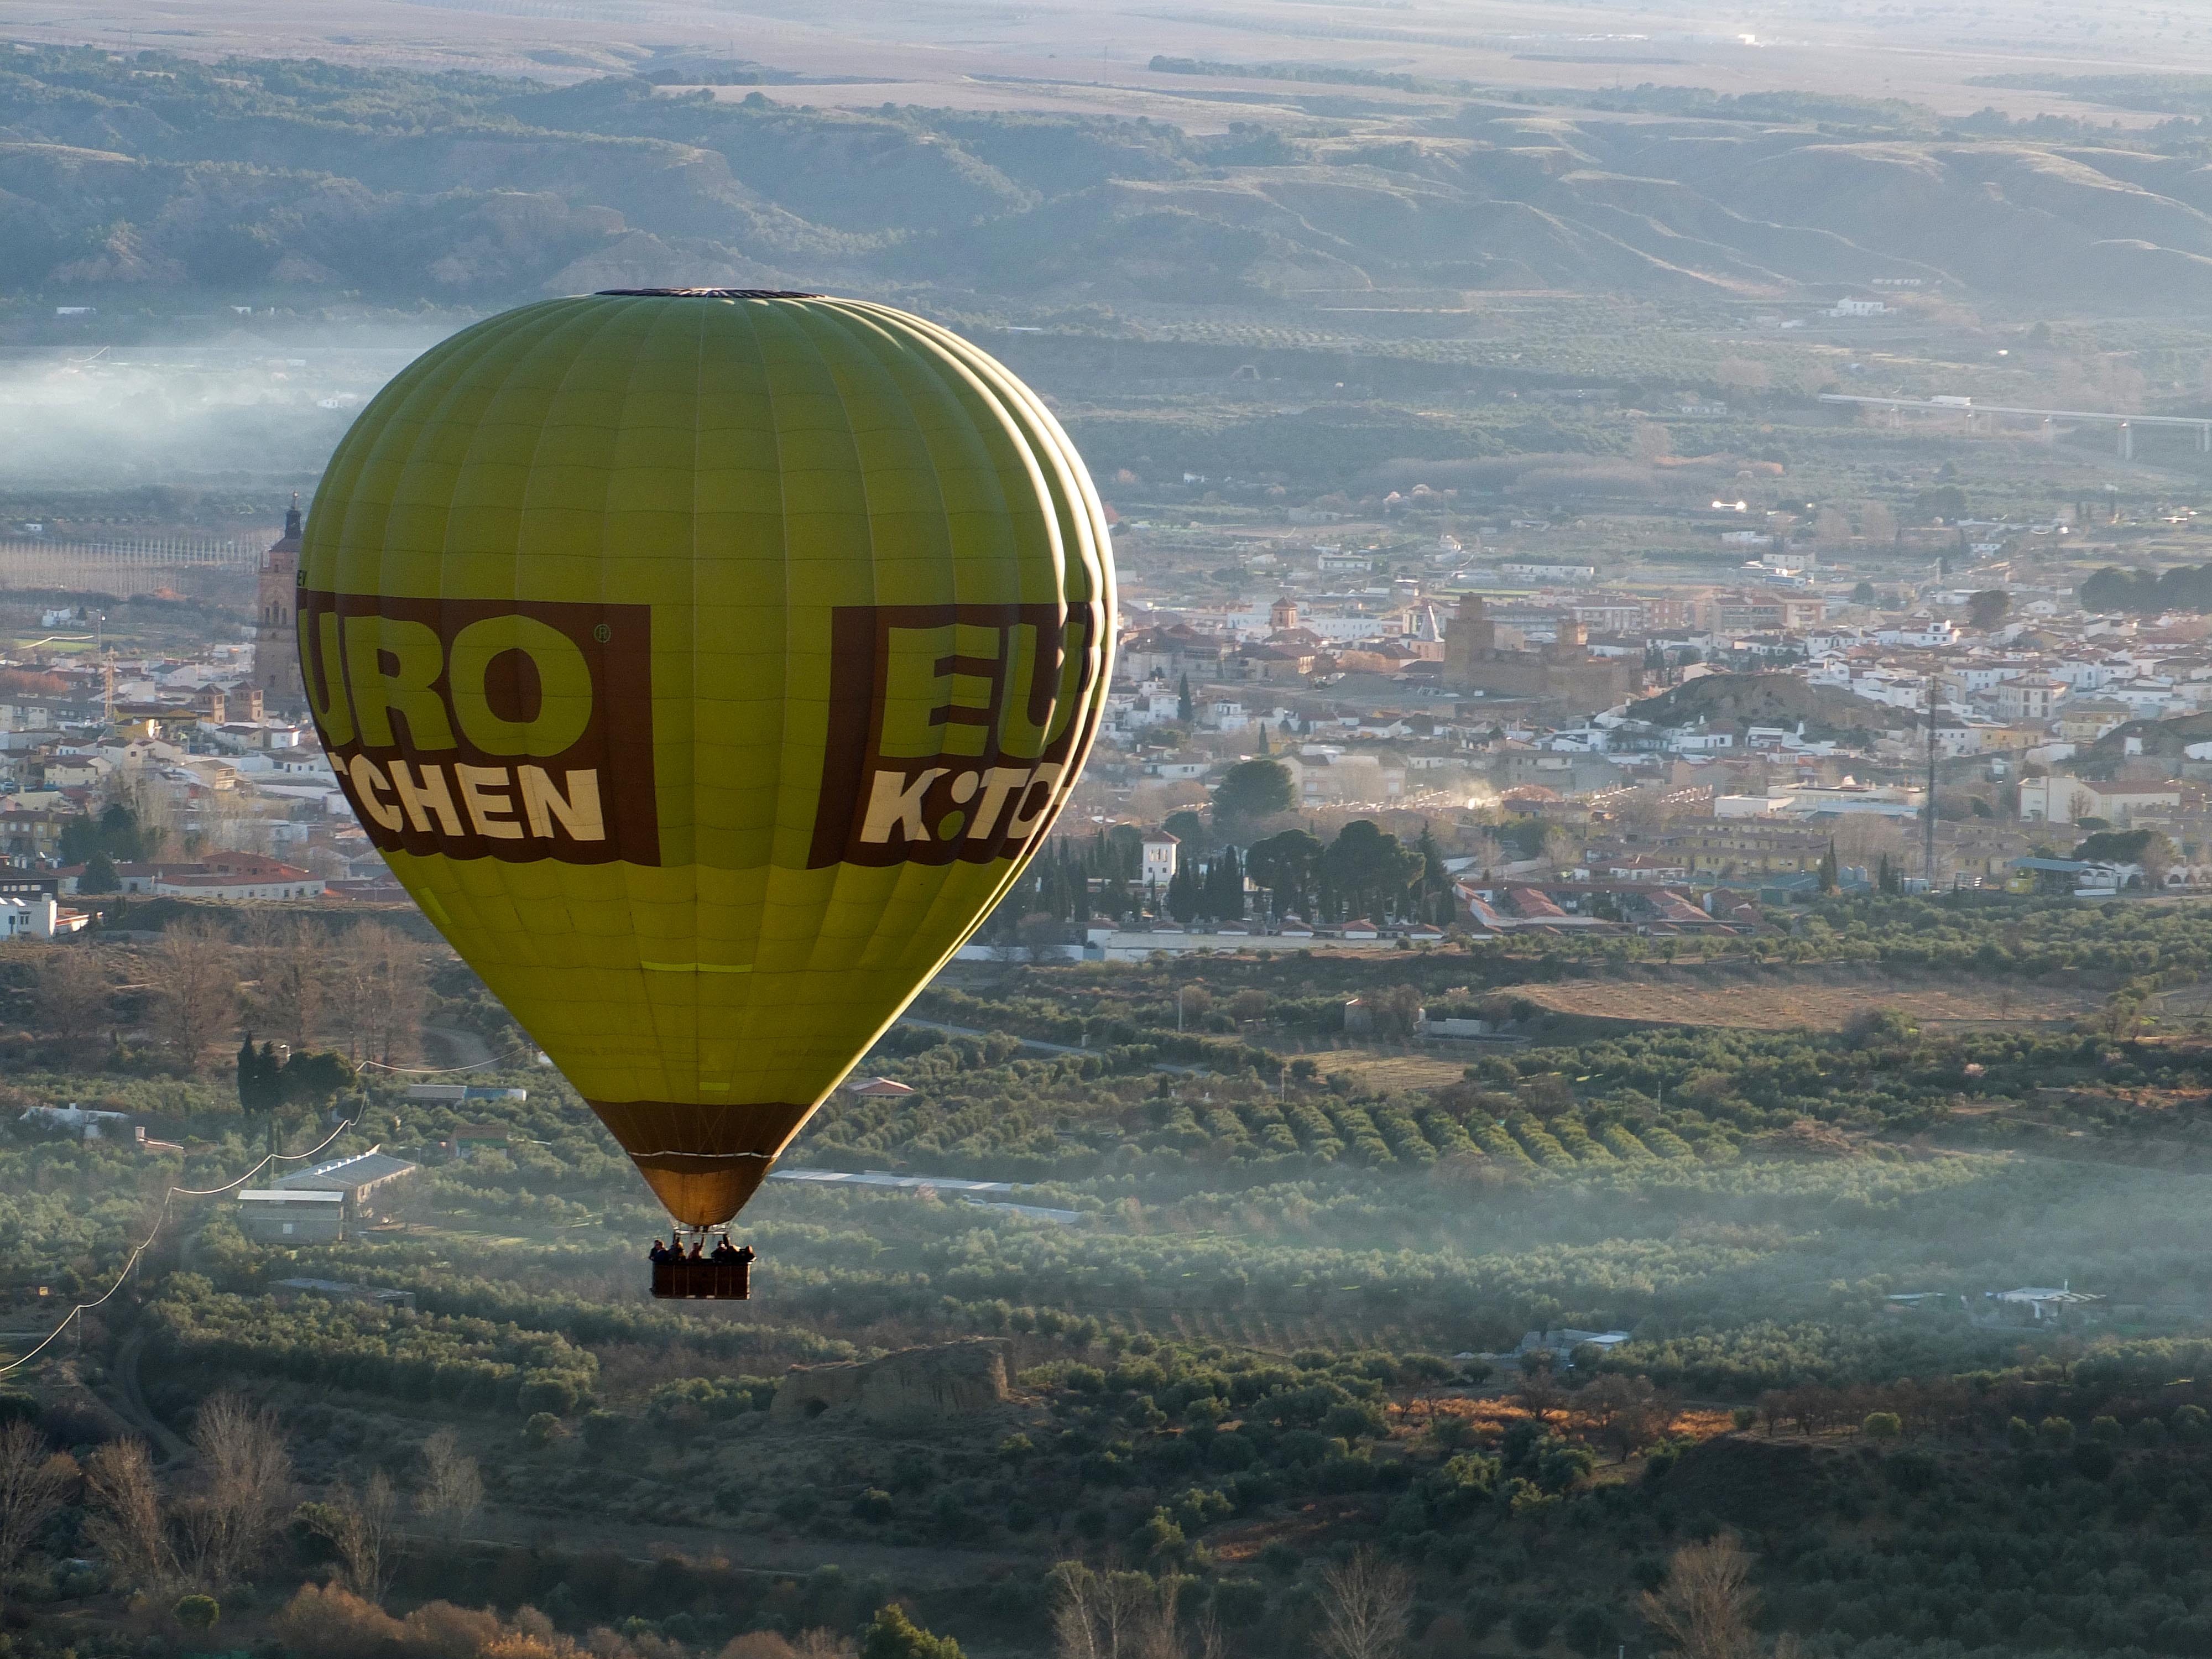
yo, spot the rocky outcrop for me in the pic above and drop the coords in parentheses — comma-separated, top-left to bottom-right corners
(770, 1339, 1010, 1425)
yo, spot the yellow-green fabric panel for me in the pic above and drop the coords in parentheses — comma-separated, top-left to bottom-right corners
(304, 293, 1115, 1185)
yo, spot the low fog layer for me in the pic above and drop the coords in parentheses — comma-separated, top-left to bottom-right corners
(0, 340, 429, 491)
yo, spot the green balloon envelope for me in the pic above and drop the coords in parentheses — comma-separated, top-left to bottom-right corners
(299, 290, 1115, 1226)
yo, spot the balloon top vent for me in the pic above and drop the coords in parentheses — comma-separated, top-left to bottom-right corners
(596, 288, 822, 299)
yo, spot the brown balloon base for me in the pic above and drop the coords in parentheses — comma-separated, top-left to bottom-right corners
(651, 1258, 752, 1300)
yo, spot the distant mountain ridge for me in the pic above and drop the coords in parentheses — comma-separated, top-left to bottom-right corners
(7, 46, 2212, 311)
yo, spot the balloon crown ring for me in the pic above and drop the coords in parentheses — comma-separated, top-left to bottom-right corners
(596, 288, 822, 299)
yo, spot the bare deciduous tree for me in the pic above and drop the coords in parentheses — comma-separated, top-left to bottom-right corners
(81, 1438, 171, 1590)
(328, 923, 423, 1067)
(176, 1394, 291, 1588)
(1315, 1547, 1414, 1659)
(145, 921, 237, 1070)
(415, 1428, 482, 1543)
(246, 913, 326, 1052)
(34, 946, 112, 1050)
(0, 1420, 77, 1609)
(1051, 1563, 1186, 1659)
(1573, 1374, 1671, 1463)
(310, 1469, 397, 1604)
(1641, 1533, 1761, 1659)
(723, 1634, 859, 1659)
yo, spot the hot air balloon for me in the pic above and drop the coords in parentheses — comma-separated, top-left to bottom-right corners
(298, 289, 1114, 1298)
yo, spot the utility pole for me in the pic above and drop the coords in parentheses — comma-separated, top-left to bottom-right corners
(1925, 676, 1940, 890)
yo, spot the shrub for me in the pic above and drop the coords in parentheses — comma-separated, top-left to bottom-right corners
(522, 1412, 564, 1446)
(853, 1488, 895, 1522)
(174, 1594, 220, 1631)
(278, 1584, 406, 1659)
(1509, 1603, 1556, 1649)
(1562, 1602, 1614, 1655)
(1861, 1412, 1901, 1439)
(860, 1604, 964, 1659)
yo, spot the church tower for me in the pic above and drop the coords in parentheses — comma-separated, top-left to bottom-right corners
(255, 497, 306, 712)
(1269, 596, 1299, 634)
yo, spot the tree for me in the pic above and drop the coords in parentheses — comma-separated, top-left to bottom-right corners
(1176, 674, 1193, 724)
(416, 1430, 483, 1544)
(1817, 841, 1838, 895)
(1640, 1534, 1759, 1659)
(1413, 824, 1452, 923)
(1201, 848, 1244, 921)
(862, 1604, 964, 1659)
(174, 1594, 220, 1631)
(146, 921, 237, 1070)
(1573, 1375, 1667, 1463)
(1213, 758, 1294, 827)
(81, 1438, 170, 1590)
(1967, 589, 2011, 632)
(1315, 1547, 1413, 1659)
(1162, 808, 1213, 859)
(247, 913, 326, 1051)
(1165, 860, 1199, 924)
(79, 849, 121, 894)
(2076, 827, 2173, 873)
(236, 1035, 281, 1116)
(176, 1394, 290, 1589)
(327, 923, 422, 1067)
(1017, 911, 1068, 961)
(304, 1470, 396, 1603)
(35, 947, 112, 1050)
(1246, 828, 1322, 919)
(1912, 484, 1968, 523)
(1048, 1563, 1192, 1659)
(1850, 580, 1878, 606)
(0, 1421, 76, 1613)
(281, 1049, 358, 1108)
(1322, 820, 1422, 921)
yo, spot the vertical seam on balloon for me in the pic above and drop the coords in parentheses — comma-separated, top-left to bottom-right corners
(688, 297, 711, 1104)
(612, 298, 695, 1102)
(834, 307, 1011, 998)
(752, 296, 797, 1096)
(507, 299, 642, 1082)
(879, 307, 1118, 855)
(792, 302, 895, 991)
(373, 304, 587, 979)
(846, 311, 1056, 966)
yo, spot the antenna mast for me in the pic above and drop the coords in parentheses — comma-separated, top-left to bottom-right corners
(1924, 674, 1939, 890)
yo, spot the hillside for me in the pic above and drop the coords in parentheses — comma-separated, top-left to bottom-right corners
(12, 48, 2212, 311)
(2086, 709, 2212, 765)
(1628, 672, 1905, 736)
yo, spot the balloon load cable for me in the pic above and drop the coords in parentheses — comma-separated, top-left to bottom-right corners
(0, 1109, 363, 1376)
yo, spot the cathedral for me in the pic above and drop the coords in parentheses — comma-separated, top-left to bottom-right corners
(1441, 592, 1641, 708)
(254, 497, 306, 712)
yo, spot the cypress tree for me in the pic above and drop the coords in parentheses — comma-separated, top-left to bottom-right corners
(1167, 860, 1198, 922)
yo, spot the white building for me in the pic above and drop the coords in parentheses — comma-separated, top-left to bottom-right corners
(1499, 562, 1597, 585)
(0, 894, 87, 939)
(2019, 776, 2182, 826)
(1142, 832, 1178, 885)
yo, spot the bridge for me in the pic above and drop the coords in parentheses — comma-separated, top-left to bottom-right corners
(1818, 393, 2212, 460)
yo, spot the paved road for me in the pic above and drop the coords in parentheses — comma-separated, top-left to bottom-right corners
(897, 1016, 1202, 1074)
(420, 1023, 498, 1070)
(105, 1326, 189, 1462)
(408, 1506, 1024, 1587)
